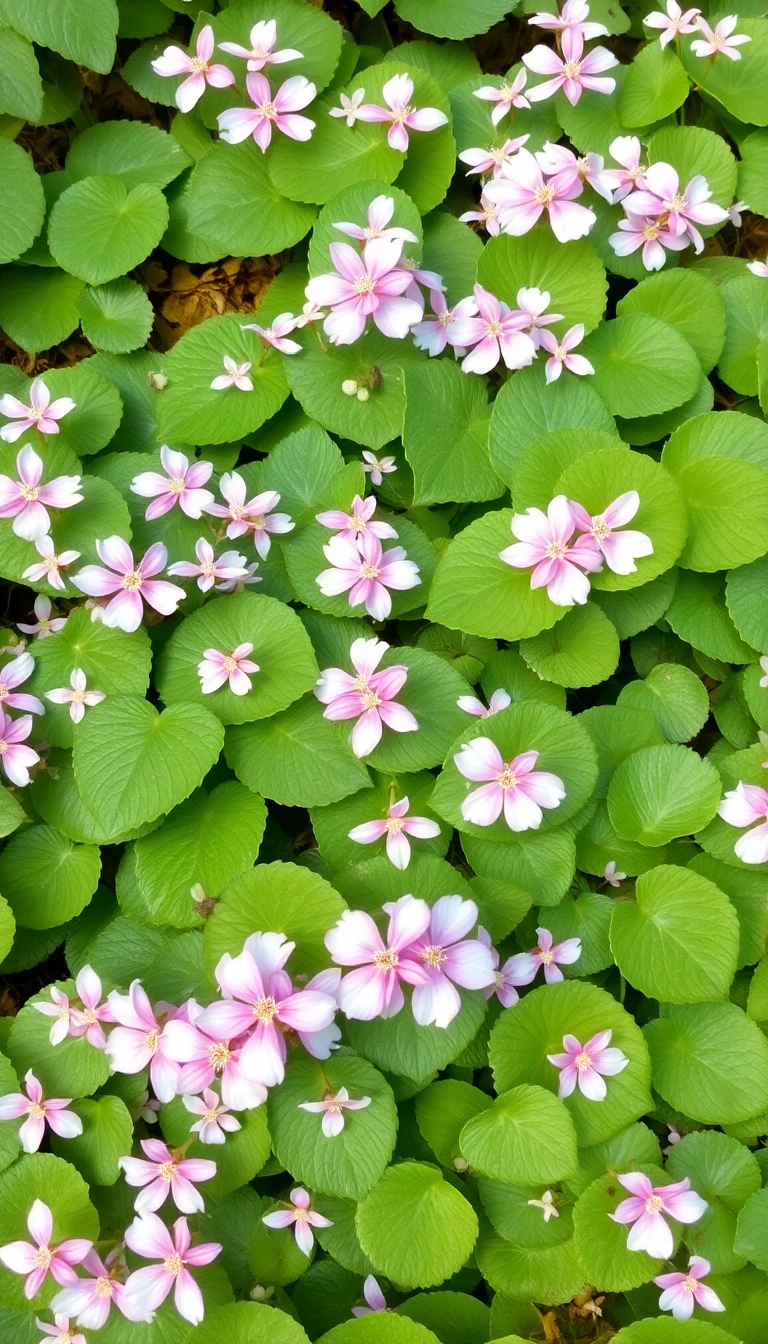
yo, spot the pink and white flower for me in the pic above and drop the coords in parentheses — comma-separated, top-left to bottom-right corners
(329, 89, 366, 126)
(362, 451, 397, 485)
(152, 25, 235, 112)
(352, 1275, 388, 1316)
(241, 313, 303, 355)
(183, 1088, 242, 1144)
(654, 1256, 726, 1321)
(316, 493, 398, 545)
(0, 446, 82, 541)
(119, 1139, 216, 1215)
(604, 860, 627, 887)
(316, 530, 420, 622)
(747, 257, 768, 278)
(483, 148, 596, 243)
(45, 669, 105, 724)
(500, 495, 604, 606)
(18, 595, 66, 639)
(412, 291, 480, 357)
(262, 1188, 332, 1256)
(690, 14, 751, 59)
(504, 926, 582, 985)
(458, 688, 512, 718)
(628, 165, 729, 248)
(455, 284, 537, 376)
(539, 325, 595, 383)
(455, 739, 566, 831)
(0, 1200, 91, 1300)
(305, 238, 423, 345)
(72, 539, 185, 633)
(644, 0, 701, 45)
(523, 29, 618, 105)
(50, 1249, 139, 1330)
(131, 446, 214, 521)
(326, 895, 433, 1020)
(535, 142, 614, 202)
(207, 474, 294, 557)
(197, 643, 260, 696)
(123, 1214, 221, 1326)
(210, 356, 253, 392)
(513, 286, 564, 347)
(21, 537, 80, 591)
(609, 211, 690, 270)
(215, 559, 261, 593)
(459, 202, 502, 236)
(298, 1087, 372, 1137)
(314, 636, 418, 758)
(404, 895, 497, 1028)
(474, 71, 530, 124)
(168, 538, 250, 593)
(35, 1314, 86, 1344)
(69, 965, 113, 1048)
(570, 490, 653, 574)
(34, 985, 72, 1046)
(217, 73, 316, 151)
(478, 928, 526, 1008)
(527, 1190, 560, 1220)
(0, 652, 43, 715)
(348, 797, 440, 870)
(219, 19, 303, 71)
(0, 708, 39, 785)
(0, 1070, 82, 1153)
(718, 782, 768, 863)
(333, 195, 418, 246)
(459, 136, 529, 178)
(547, 1029, 629, 1100)
(529, 0, 609, 39)
(354, 73, 447, 152)
(603, 136, 648, 201)
(105, 981, 183, 1102)
(0, 379, 76, 443)
(610, 1173, 708, 1259)
(170, 1016, 268, 1113)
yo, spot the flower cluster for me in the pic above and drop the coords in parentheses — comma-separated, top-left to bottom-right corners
(315, 493, 420, 620)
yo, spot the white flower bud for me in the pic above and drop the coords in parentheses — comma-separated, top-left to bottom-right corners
(341, 379, 358, 396)
(356, 387, 370, 402)
(454, 1157, 469, 1173)
(147, 371, 168, 390)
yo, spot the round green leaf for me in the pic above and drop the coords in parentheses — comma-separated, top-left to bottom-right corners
(680, 18, 768, 126)
(580, 313, 701, 418)
(416, 1079, 493, 1169)
(462, 827, 576, 906)
(477, 230, 607, 336)
(607, 743, 722, 846)
(0, 1153, 99, 1311)
(618, 663, 710, 743)
(481, 647, 567, 712)
(397, 1291, 490, 1344)
(512, 427, 624, 511)
(66, 120, 190, 190)
(573, 1166, 668, 1291)
(738, 130, 768, 216)
(620, 42, 688, 127)
(735, 1188, 768, 1274)
(195, 1302, 311, 1344)
(0, 824, 100, 930)
(719, 275, 768, 396)
(0, 139, 45, 265)
(644, 1001, 768, 1124)
(520, 603, 620, 688)
(77, 277, 154, 354)
(356, 1162, 479, 1289)
(50, 1094, 133, 1186)
(727, 554, 768, 653)
(616, 269, 725, 375)
(579, 703, 666, 801)
(667, 1129, 762, 1273)
(0, 266, 83, 355)
(460, 1084, 578, 1185)
(187, 141, 317, 257)
(667, 571, 758, 664)
(394, 0, 513, 38)
(614, 1322, 740, 1344)
(48, 176, 169, 285)
(320, 1317, 441, 1344)
(41, 363, 124, 458)
(347, 991, 488, 1088)
(403, 360, 503, 507)
(474, 1223, 586, 1305)
(489, 361, 616, 489)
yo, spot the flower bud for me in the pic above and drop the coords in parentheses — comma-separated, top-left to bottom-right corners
(341, 380, 358, 397)
(356, 387, 370, 402)
(147, 371, 168, 390)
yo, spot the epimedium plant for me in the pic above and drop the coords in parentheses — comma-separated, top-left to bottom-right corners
(0, 0, 767, 1342)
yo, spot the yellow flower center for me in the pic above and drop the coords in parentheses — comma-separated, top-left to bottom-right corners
(28, 1103, 45, 1120)
(223, 656, 239, 672)
(254, 995, 278, 1023)
(20, 484, 39, 502)
(575, 1051, 592, 1072)
(81, 1007, 98, 1024)
(258, 100, 277, 119)
(354, 275, 376, 295)
(35, 1245, 52, 1268)
(665, 193, 686, 212)
(123, 570, 143, 590)
(645, 1195, 664, 1214)
(486, 320, 504, 338)
(683, 1276, 697, 1292)
(540, 949, 554, 964)
(190, 56, 208, 74)
(563, 59, 581, 77)
(95, 1276, 114, 1298)
(385, 816, 403, 833)
(392, 105, 412, 123)
(144, 1028, 160, 1055)
(373, 948, 399, 971)
(203, 1106, 221, 1124)
(592, 519, 610, 539)
(497, 768, 518, 790)
(169, 476, 186, 494)
(209, 1042, 232, 1071)
(159, 1161, 177, 1183)
(359, 562, 380, 581)
(546, 540, 567, 558)
(420, 944, 447, 968)
(164, 1253, 183, 1277)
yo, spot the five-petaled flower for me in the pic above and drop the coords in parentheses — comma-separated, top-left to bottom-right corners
(45, 669, 105, 724)
(325, 895, 432, 1020)
(242, 313, 303, 354)
(316, 493, 398, 545)
(50, 1248, 139, 1330)
(131, 447, 214, 521)
(690, 14, 751, 59)
(219, 19, 303, 71)
(0, 445, 82, 541)
(183, 1088, 242, 1144)
(69, 965, 113, 1048)
(329, 89, 366, 126)
(316, 530, 420, 622)
(413, 291, 480, 358)
(151, 24, 235, 112)
(547, 1029, 629, 1100)
(334, 195, 419, 246)
(198, 643, 260, 696)
(106, 980, 183, 1103)
(118, 1139, 217, 1215)
(348, 796, 440, 870)
(305, 238, 423, 346)
(405, 894, 497, 1028)
(298, 1087, 372, 1137)
(168, 538, 251, 593)
(455, 738, 566, 830)
(22, 537, 80, 592)
(354, 73, 448, 152)
(207, 474, 294, 558)
(604, 860, 627, 887)
(644, 0, 701, 45)
(0, 707, 39, 786)
(454, 285, 536, 376)
(718, 782, 768, 863)
(505, 926, 582, 984)
(0, 379, 76, 442)
(483, 148, 596, 244)
(362, 451, 397, 485)
(314, 636, 418, 758)
(0, 1070, 82, 1153)
(459, 135, 529, 179)
(0, 651, 43, 715)
(609, 1173, 708, 1259)
(474, 70, 530, 124)
(72, 538, 185, 633)
(210, 356, 254, 392)
(18, 595, 66, 639)
(217, 73, 316, 151)
(500, 495, 604, 606)
(523, 28, 618, 105)
(527, 1190, 559, 1221)
(539, 325, 594, 383)
(262, 1188, 332, 1256)
(123, 1213, 222, 1326)
(0, 1200, 91, 1300)
(35, 1313, 87, 1344)
(569, 491, 654, 574)
(653, 1255, 726, 1321)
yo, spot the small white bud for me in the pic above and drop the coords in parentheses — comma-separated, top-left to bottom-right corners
(250, 1285, 274, 1302)
(356, 387, 370, 402)
(341, 379, 358, 396)
(453, 1157, 469, 1173)
(147, 371, 168, 390)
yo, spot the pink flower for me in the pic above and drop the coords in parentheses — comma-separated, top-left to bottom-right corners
(718, 782, 768, 863)
(69, 965, 113, 1048)
(217, 72, 316, 151)
(207, 474, 294, 558)
(603, 135, 648, 201)
(412, 291, 480, 357)
(305, 238, 423, 345)
(151, 24, 235, 112)
(197, 643, 259, 696)
(513, 286, 564, 347)
(45, 669, 105, 724)
(690, 14, 751, 59)
(333, 194, 418, 246)
(529, 0, 609, 37)
(210, 356, 253, 392)
(458, 688, 512, 718)
(504, 926, 582, 985)
(523, 29, 618, 105)
(50, 1249, 139, 1330)
(168, 538, 250, 593)
(629, 164, 729, 248)
(262, 1188, 332, 1256)
(654, 1256, 726, 1321)
(459, 202, 502, 235)
(404, 895, 497, 1028)
(241, 312, 303, 354)
(500, 495, 604, 606)
(747, 257, 768, 278)
(123, 1214, 221, 1326)
(215, 559, 261, 593)
(352, 1275, 388, 1316)
(72, 538, 185, 633)
(0, 1200, 91, 1300)
(483, 148, 596, 243)
(35, 1314, 86, 1344)
(609, 210, 690, 271)
(316, 493, 398, 545)
(644, 0, 701, 45)
(18, 595, 66, 639)
(0, 708, 39, 786)
(22, 537, 80, 591)
(131, 447, 214, 522)
(0, 445, 82, 541)
(34, 985, 72, 1046)
(536, 142, 614, 202)
(362, 451, 397, 485)
(474, 71, 530, 124)
(118, 1139, 216, 1215)
(455, 284, 536, 376)
(547, 1029, 629, 1100)
(195, 933, 337, 1088)
(316, 530, 420, 622)
(329, 89, 366, 126)
(663, 1124, 683, 1154)
(454, 739, 566, 831)
(219, 19, 303, 71)
(298, 1087, 372, 1137)
(168, 1014, 268, 1112)
(610, 1173, 708, 1259)
(325, 895, 432, 1020)
(478, 928, 525, 1008)
(182, 1088, 242, 1144)
(0, 652, 44, 715)
(348, 796, 440, 870)
(569, 490, 653, 574)
(105, 981, 183, 1102)
(539, 325, 595, 383)
(458, 135, 529, 178)
(0, 1070, 82, 1153)
(355, 73, 447, 152)
(314, 636, 418, 758)
(0, 379, 76, 443)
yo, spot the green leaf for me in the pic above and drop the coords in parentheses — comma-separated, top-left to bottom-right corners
(161, 1094, 270, 1201)
(31, 751, 156, 846)
(620, 42, 689, 127)
(489, 361, 616, 488)
(719, 275, 768, 396)
(463, 828, 576, 906)
(738, 131, 768, 217)
(512, 427, 624, 510)
(267, 1053, 397, 1200)
(261, 424, 346, 527)
(541, 890, 614, 976)
(479, 1173, 576, 1249)
(475, 1224, 586, 1305)
(450, 68, 559, 159)
(43, 362, 125, 458)
(197, 1303, 310, 1344)
(667, 571, 758, 664)
(519, 603, 619, 688)
(415, 1079, 493, 1169)
(73, 697, 224, 835)
(393, 0, 513, 37)
(666, 1129, 762, 1273)
(76, 278, 154, 354)
(460, 1085, 578, 1185)
(134, 782, 266, 928)
(617, 269, 725, 375)
(66, 121, 190, 190)
(669, 455, 768, 572)
(681, 18, 768, 126)
(0, 1153, 99, 1312)
(269, 96, 401, 205)
(727, 554, 768, 652)
(477, 230, 607, 336)
(421, 211, 483, 307)
(6, 987, 110, 1098)
(580, 313, 701, 418)
(393, 39, 481, 89)
(614, 1320, 741, 1344)
(573, 1166, 667, 1290)
(187, 141, 317, 257)
(735, 1188, 768, 1273)
(156, 591, 319, 726)
(0, 266, 83, 354)
(689, 853, 768, 970)
(50, 1094, 133, 1186)
(314, 1195, 376, 1277)
(403, 361, 502, 506)
(579, 703, 665, 801)
(356, 1162, 479, 1289)
(489, 981, 653, 1147)
(48, 176, 169, 285)
(0, 1052, 20, 1173)
(0, 785, 27, 840)
(0, 824, 100, 931)
(618, 663, 710, 743)
(0, 0, 118, 73)
(615, 373, 715, 448)
(644, 1001, 768, 1124)
(607, 743, 722, 846)
(0, 26, 43, 121)
(609, 865, 739, 1003)
(204, 860, 346, 980)
(481, 647, 567, 712)
(397, 1291, 490, 1344)
(319, 1318, 442, 1344)
(0, 140, 45, 265)
(347, 991, 488, 1087)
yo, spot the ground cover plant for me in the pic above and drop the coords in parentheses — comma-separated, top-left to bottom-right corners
(1, 0, 768, 1340)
